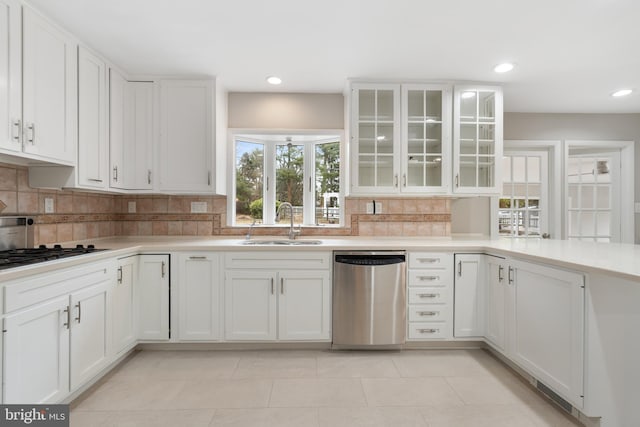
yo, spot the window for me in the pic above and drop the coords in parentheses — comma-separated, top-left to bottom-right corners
(498, 150, 548, 237)
(232, 134, 341, 226)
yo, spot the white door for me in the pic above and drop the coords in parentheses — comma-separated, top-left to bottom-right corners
(510, 259, 584, 407)
(453, 254, 485, 337)
(0, 0, 21, 153)
(3, 295, 70, 403)
(113, 257, 136, 354)
(136, 255, 170, 340)
(69, 280, 110, 391)
(78, 46, 107, 188)
(22, 7, 76, 163)
(485, 256, 506, 351)
(278, 270, 331, 341)
(567, 150, 621, 242)
(178, 253, 220, 341)
(159, 80, 214, 192)
(224, 270, 277, 341)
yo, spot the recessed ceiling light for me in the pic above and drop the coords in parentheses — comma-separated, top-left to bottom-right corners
(494, 63, 515, 73)
(376, 135, 386, 141)
(611, 89, 633, 97)
(266, 76, 282, 85)
(461, 91, 476, 99)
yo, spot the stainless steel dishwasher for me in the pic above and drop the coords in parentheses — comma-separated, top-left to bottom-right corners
(332, 251, 406, 347)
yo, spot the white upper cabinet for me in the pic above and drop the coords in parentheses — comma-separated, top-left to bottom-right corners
(77, 46, 108, 188)
(21, 6, 77, 164)
(350, 82, 453, 195)
(0, 0, 21, 155)
(158, 79, 215, 193)
(109, 69, 153, 190)
(402, 84, 451, 193)
(453, 85, 503, 194)
(350, 83, 401, 194)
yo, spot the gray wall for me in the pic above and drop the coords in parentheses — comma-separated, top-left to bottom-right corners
(228, 92, 344, 129)
(451, 113, 640, 241)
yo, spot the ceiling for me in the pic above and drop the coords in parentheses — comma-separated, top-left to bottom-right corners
(27, 0, 640, 113)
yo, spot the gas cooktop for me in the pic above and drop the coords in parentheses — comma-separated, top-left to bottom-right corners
(0, 244, 106, 270)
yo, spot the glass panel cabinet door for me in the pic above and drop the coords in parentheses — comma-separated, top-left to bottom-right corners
(351, 83, 400, 193)
(402, 84, 451, 192)
(453, 86, 503, 194)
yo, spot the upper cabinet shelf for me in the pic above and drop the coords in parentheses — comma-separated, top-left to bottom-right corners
(348, 81, 502, 196)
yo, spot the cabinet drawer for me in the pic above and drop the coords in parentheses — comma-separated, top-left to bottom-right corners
(408, 305, 449, 322)
(408, 322, 449, 339)
(225, 251, 331, 270)
(409, 252, 452, 270)
(408, 269, 452, 287)
(408, 287, 448, 304)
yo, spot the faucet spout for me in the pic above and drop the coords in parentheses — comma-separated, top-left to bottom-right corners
(276, 202, 301, 240)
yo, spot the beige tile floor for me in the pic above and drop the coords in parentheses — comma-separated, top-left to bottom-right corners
(71, 349, 583, 426)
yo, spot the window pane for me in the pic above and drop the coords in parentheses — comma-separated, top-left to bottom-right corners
(527, 156, 541, 182)
(235, 141, 264, 224)
(276, 144, 304, 225)
(512, 156, 526, 182)
(315, 142, 340, 225)
(596, 185, 611, 209)
(596, 212, 611, 237)
(498, 210, 513, 235)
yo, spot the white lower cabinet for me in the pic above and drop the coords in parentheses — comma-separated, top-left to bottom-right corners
(508, 258, 585, 408)
(484, 255, 507, 351)
(406, 252, 454, 341)
(224, 252, 331, 342)
(2, 260, 114, 404)
(224, 270, 277, 341)
(177, 253, 220, 341)
(69, 281, 110, 391)
(136, 254, 170, 340)
(3, 295, 70, 403)
(453, 254, 485, 337)
(112, 256, 137, 354)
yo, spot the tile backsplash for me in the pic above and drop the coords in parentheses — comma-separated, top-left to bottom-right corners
(0, 163, 451, 245)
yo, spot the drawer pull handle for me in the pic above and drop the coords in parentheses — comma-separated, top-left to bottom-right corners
(418, 311, 438, 316)
(418, 275, 439, 281)
(117, 266, 123, 284)
(189, 256, 207, 260)
(161, 261, 166, 278)
(417, 258, 439, 263)
(271, 278, 274, 295)
(418, 328, 439, 334)
(75, 302, 81, 323)
(508, 266, 514, 284)
(498, 265, 504, 282)
(418, 293, 439, 298)
(280, 277, 284, 294)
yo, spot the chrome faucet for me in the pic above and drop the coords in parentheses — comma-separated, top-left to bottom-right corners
(276, 202, 301, 240)
(245, 219, 256, 240)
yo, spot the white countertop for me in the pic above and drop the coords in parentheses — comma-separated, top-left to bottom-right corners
(2, 236, 639, 282)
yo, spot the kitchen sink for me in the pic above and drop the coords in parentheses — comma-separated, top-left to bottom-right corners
(241, 239, 323, 245)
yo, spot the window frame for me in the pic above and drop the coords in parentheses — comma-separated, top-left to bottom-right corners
(228, 130, 344, 227)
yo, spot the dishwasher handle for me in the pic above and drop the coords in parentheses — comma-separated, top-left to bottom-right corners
(335, 254, 405, 266)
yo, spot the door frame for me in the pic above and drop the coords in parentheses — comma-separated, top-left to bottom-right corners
(564, 140, 634, 243)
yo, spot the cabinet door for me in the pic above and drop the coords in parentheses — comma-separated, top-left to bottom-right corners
(224, 270, 277, 341)
(78, 46, 107, 188)
(22, 7, 76, 164)
(113, 256, 136, 354)
(350, 83, 401, 194)
(109, 70, 153, 190)
(510, 259, 584, 407)
(485, 256, 506, 351)
(158, 80, 214, 193)
(69, 280, 111, 391)
(136, 254, 170, 340)
(3, 295, 70, 403)
(453, 254, 485, 337)
(278, 270, 331, 341)
(178, 253, 220, 341)
(0, 0, 21, 153)
(453, 85, 503, 194)
(401, 84, 451, 193)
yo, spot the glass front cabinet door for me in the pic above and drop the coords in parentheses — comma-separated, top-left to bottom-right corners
(401, 84, 451, 193)
(453, 85, 503, 194)
(350, 83, 401, 193)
